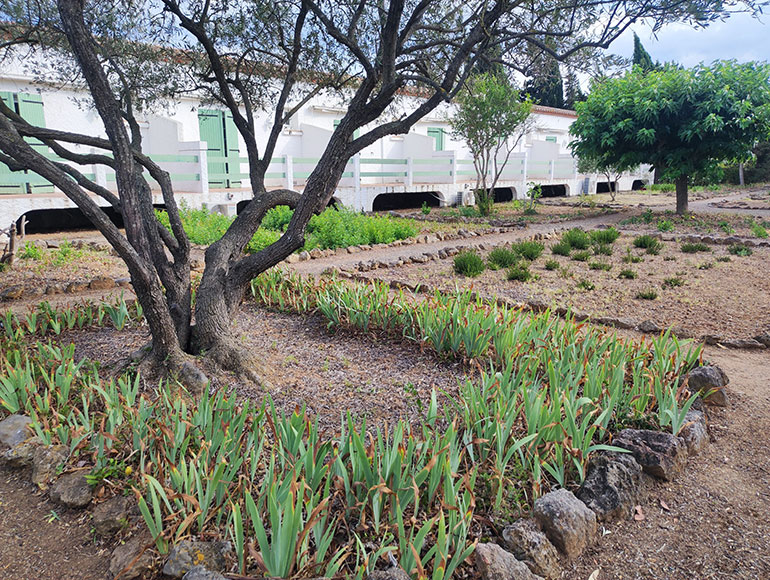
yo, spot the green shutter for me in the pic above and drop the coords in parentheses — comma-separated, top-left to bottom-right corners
(198, 108, 227, 189)
(428, 127, 445, 151)
(224, 112, 241, 188)
(0, 92, 24, 194)
(17, 93, 53, 192)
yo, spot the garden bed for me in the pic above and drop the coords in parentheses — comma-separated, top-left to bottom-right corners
(617, 208, 770, 238)
(356, 231, 770, 341)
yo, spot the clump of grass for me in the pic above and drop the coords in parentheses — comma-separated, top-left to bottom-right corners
(571, 250, 591, 262)
(623, 248, 644, 264)
(663, 255, 676, 261)
(663, 276, 685, 288)
(19, 241, 43, 260)
(716, 255, 732, 262)
(506, 262, 532, 282)
(562, 228, 591, 250)
(657, 219, 675, 232)
(751, 222, 768, 238)
(576, 279, 595, 291)
(559, 266, 573, 279)
(728, 243, 753, 257)
(636, 288, 658, 300)
(551, 241, 572, 256)
(544, 259, 559, 271)
(588, 261, 612, 271)
(488, 247, 519, 270)
(680, 242, 709, 253)
(633, 234, 662, 255)
(718, 220, 735, 234)
(593, 243, 613, 256)
(589, 228, 620, 245)
(454, 250, 486, 277)
(515, 241, 545, 261)
(618, 268, 637, 279)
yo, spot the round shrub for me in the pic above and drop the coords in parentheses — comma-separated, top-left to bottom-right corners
(454, 251, 486, 277)
(488, 247, 519, 269)
(562, 228, 590, 250)
(514, 241, 545, 261)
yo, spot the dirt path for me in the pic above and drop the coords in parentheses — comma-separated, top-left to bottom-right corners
(0, 466, 111, 580)
(568, 346, 770, 580)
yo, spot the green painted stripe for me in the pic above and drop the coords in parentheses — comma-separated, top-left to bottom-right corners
(360, 171, 407, 177)
(359, 158, 407, 165)
(293, 157, 320, 164)
(413, 158, 451, 165)
(265, 172, 286, 179)
(456, 159, 474, 165)
(150, 154, 199, 163)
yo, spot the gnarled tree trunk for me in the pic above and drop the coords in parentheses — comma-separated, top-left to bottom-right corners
(675, 174, 688, 215)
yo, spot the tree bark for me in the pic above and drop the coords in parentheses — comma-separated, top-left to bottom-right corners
(675, 174, 688, 215)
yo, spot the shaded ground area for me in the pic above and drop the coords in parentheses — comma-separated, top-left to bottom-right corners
(0, 465, 111, 580)
(568, 346, 770, 580)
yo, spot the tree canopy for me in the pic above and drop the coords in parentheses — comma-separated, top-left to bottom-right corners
(570, 61, 770, 213)
(450, 73, 532, 215)
(525, 54, 564, 108)
(632, 32, 656, 72)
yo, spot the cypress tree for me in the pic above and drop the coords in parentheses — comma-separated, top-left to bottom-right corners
(632, 32, 655, 72)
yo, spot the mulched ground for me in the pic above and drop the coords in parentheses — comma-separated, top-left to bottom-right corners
(358, 234, 770, 341)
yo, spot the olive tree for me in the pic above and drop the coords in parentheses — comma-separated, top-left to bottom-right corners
(0, 0, 756, 387)
(450, 73, 532, 215)
(570, 62, 770, 214)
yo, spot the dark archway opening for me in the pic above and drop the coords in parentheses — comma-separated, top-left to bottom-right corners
(632, 180, 647, 191)
(372, 191, 441, 212)
(540, 184, 567, 198)
(596, 182, 617, 194)
(17, 205, 167, 234)
(492, 187, 514, 203)
(237, 196, 339, 216)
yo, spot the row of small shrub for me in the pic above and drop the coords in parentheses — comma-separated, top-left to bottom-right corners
(157, 204, 419, 254)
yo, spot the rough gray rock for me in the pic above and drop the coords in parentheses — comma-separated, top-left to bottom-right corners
(754, 332, 770, 347)
(93, 496, 130, 536)
(0, 437, 41, 467)
(109, 536, 154, 580)
(679, 409, 709, 456)
(576, 452, 642, 522)
(686, 365, 729, 406)
(612, 429, 687, 481)
(182, 567, 227, 580)
(32, 444, 69, 485)
(0, 414, 32, 448)
(533, 489, 596, 559)
(638, 320, 661, 334)
(162, 540, 231, 578)
(367, 567, 412, 580)
(502, 519, 561, 579)
(50, 472, 92, 507)
(475, 542, 544, 580)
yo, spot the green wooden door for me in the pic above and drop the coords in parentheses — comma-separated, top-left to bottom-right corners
(0, 92, 24, 194)
(199, 108, 242, 189)
(427, 127, 445, 151)
(17, 93, 53, 193)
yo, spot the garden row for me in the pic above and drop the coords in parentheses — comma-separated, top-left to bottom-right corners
(0, 273, 716, 579)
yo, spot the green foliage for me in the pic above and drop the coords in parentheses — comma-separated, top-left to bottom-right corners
(618, 268, 637, 279)
(562, 228, 590, 250)
(632, 32, 656, 73)
(680, 242, 709, 253)
(19, 241, 42, 260)
(588, 261, 612, 271)
(728, 243, 753, 256)
(592, 243, 613, 256)
(505, 262, 532, 282)
(526, 182, 542, 212)
(623, 248, 644, 263)
(589, 228, 620, 245)
(421, 201, 431, 215)
(663, 277, 685, 288)
(246, 229, 282, 254)
(571, 250, 591, 262)
(488, 247, 519, 269)
(454, 251, 486, 277)
(551, 241, 572, 256)
(718, 220, 735, 234)
(544, 259, 559, 271)
(636, 289, 658, 300)
(571, 62, 770, 211)
(657, 220, 674, 232)
(716, 255, 732, 262)
(649, 184, 676, 192)
(525, 54, 563, 108)
(514, 241, 545, 261)
(156, 205, 231, 245)
(262, 205, 294, 231)
(750, 222, 768, 238)
(576, 279, 595, 291)
(633, 235, 662, 254)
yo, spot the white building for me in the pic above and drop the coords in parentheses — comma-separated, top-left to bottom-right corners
(0, 53, 651, 231)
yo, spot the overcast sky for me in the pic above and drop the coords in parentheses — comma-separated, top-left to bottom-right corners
(611, 12, 770, 67)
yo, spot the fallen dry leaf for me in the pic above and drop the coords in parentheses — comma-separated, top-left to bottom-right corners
(634, 505, 645, 521)
(588, 570, 600, 580)
(659, 499, 671, 511)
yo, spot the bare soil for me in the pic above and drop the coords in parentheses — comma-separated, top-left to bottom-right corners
(358, 235, 770, 341)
